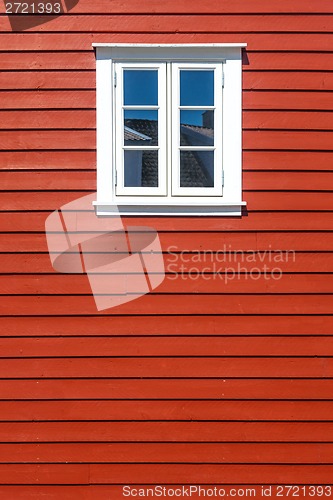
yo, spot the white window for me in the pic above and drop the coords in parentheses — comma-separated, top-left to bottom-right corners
(93, 44, 247, 216)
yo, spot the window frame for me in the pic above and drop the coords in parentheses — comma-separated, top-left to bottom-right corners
(171, 62, 223, 197)
(93, 43, 247, 216)
(115, 61, 167, 196)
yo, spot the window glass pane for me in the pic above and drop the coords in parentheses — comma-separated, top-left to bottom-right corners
(180, 110, 214, 146)
(124, 70, 158, 106)
(124, 110, 158, 146)
(180, 151, 214, 187)
(180, 70, 214, 106)
(124, 150, 158, 187)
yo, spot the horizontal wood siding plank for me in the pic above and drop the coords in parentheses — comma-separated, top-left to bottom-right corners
(1, 401, 333, 421)
(244, 53, 333, 71)
(0, 295, 332, 316)
(0, 151, 96, 170)
(243, 131, 333, 150)
(244, 92, 333, 111)
(0, 171, 96, 190)
(1, 0, 330, 14)
(2, 234, 333, 254)
(0, 91, 95, 109)
(243, 111, 333, 130)
(244, 73, 333, 92)
(2, 34, 333, 52)
(1, 191, 333, 211)
(89, 464, 333, 484)
(244, 172, 333, 190)
(3, 130, 333, 151)
(2, 273, 333, 295)
(0, 442, 332, 464)
(1, 421, 333, 442)
(2, 109, 333, 131)
(0, 192, 91, 210)
(1, 151, 332, 171)
(243, 151, 333, 170)
(0, 71, 95, 90)
(1, 50, 333, 75)
(0, 254, 333, 274)
(1, 90, 333, 111)
(4, 72, 333, 93)
(0, 463, 331, 484)
(245, 192, 333, 210)
(0, 131, 95, 150)
(1, 378, 333, 400)
(1, 211, 333, 231)
(1, 15, 333, 33)
(1, 336, 333, 357)
(1, 170, 333, 192)
(0, 52, 94, 70)
(0, 463, 89, 484)
(0, 110, 96, 129)
(1, 315, 331, 335)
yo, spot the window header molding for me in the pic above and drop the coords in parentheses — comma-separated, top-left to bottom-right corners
(93, 43, 247, 63)
(93, 43, 247, 47)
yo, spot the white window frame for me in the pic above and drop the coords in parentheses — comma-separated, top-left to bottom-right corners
(93, 44, 247, 216)
(115, 62, 167, 197)
(171, 62, 223, 197)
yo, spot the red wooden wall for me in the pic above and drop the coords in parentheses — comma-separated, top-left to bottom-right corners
(0, 0, 333, 497)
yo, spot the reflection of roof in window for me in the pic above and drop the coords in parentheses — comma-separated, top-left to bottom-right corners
(124, 126, 152, 142)
(123, 119, 214, 188)
(124, 119, 158, 144)
(181, 124, 214, 139)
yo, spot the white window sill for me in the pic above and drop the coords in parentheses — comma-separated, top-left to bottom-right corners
(93, 201, 247, 217)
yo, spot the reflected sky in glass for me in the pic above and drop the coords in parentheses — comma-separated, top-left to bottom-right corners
(124, 109, 158, 121)
(180, 110, 214, 127)
(124, 70, 158, 106)
(180, 70, 214, 107)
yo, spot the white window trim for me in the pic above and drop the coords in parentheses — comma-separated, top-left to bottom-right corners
(171, 62, 223, 197)
(93, 43, 247, 217)
(115, 62, 167, 197)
